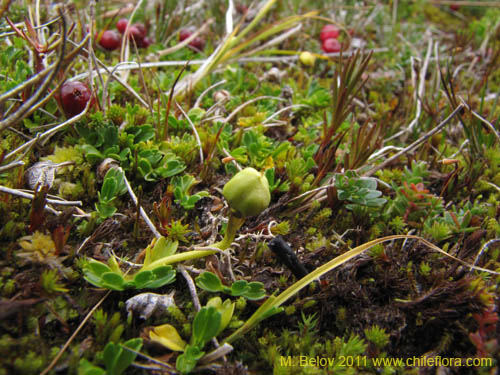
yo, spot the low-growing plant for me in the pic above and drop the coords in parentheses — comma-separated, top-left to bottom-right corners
(334, 170, 387, 210)
(40, 269, 68, 294)
(95, 168, 127, 220)
(265, 167, 290, 193)
(196, 271, 266, 300)
(82, 237, 178, 291)
(79, 338, 142, 375)
(172, 175, 209, 210)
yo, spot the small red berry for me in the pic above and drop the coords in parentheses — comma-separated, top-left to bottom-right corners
(116, 18, 129, 34)
(131, 23, 146, 38)
(138, 36, 153, 48)
(97, 30, 121, 51)
(127, 25, 145, 45)
(320, 24, 339, 41)
(235, 3, 249, 14)
(179, 29, 192, 42)
(60, 81, 92, 117)
(322, 38, 341, 53)
(189, 36, 205, 51)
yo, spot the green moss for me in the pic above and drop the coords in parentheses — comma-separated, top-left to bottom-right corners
(13, 351, 44, 374)
(43, 145, 84, 166)
(364, 325, 390, 350)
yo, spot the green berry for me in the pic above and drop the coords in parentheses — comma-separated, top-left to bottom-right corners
(299, 51, 316, 66)
(223, 168, 271, 218)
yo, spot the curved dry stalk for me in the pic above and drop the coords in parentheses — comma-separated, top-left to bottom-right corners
(222, 95, 286, 124)
(193, 79, 227, 108)
(0, 185, 82, 206)
(262, 104, 309, 124)
(70, 48, 390, 81)
(238, 23, 302, 58)
(364, 103, 465, 177)
(388, 38, 434, 140)
(119, 0, 145, 82)
(0, 15, 61, 38)
(0, 160, 24, 173)
(178, 265, 201, 312)
(459, 97, 500, 141)
(118, 167, 162, 239)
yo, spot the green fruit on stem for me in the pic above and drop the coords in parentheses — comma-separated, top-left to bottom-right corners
(223, 167, 270, 218)
(299, 51, 316, 66)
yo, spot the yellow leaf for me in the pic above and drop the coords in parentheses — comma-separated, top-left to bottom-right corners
(149, 324, 187, 352)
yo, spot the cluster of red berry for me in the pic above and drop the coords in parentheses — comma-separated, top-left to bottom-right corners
(320, 24, 341, 54)
(97, 19, 152, 51)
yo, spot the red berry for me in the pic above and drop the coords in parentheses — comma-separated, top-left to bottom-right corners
(97, 30, 121, 51)
(322, 38, 341, 53)
(138, 36, 153, 48)
(189, 36, 205, 51)
(131, 23, 146, 38)
(449, 4, 460, 11)
(235, 3, 248, 14)
(60, 81, 92, 117)
(127, 25, 145, 45)
(116, 18, 129, 34)
(320, 24, 339, 41)
(179, 29, 192, 42)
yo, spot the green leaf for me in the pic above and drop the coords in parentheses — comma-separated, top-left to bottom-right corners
(192, 307, 221, 348)
(147, 266, 176, 288)
(88, 260, 112, 276)
(114, 338, 142, 375)
(137, 157, 154, 180)
(83, 272, 105, 288)
(243, 282, 266, 300)
(260, 306, 284, 320)
(206, 297, 235, 335)
(188, 107, 205, 123)
(195, 272, 224, 292)
(230, 280, 248, 296)
(133, 270, 154, 288)
(134, 266, 176, 289)
(78, 359, 106, 375)
(176, 345, 204, 374)
(102, 342, 120, 375)
(96, 202, 117, 219)
(101, 272, 126, 291)
(100, 176, 118, 202)
(143, 237, 178, 267)
(81, 144, 104, 163)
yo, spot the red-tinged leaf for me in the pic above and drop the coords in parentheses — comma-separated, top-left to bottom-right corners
(29, 184, 48, 232)
(52, 225, 71, 255)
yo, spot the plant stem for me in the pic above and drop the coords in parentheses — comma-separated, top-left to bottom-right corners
(214, 214, 245, 250)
